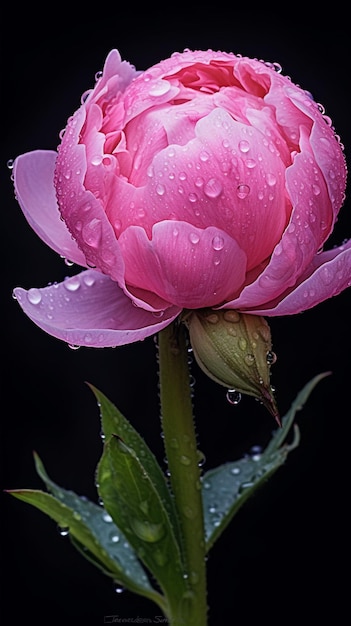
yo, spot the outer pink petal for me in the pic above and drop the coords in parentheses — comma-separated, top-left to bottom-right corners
(55, 108, 126, 284)
(237, 240, 351, 315)
(287, 87, 347, 226)
(13, 270, 181, 347)
(13, 151, 86, 266)
(223, 125, 347, 312)
(119, 221, 247, 309)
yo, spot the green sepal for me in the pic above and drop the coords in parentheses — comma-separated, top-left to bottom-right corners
(7, 454, 165, 609)
(89, 384, 184, 555)
(203, 373, 330, 551)
(96, 434, 188, 603)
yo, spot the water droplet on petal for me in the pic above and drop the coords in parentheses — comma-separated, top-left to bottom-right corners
(266, 173, 277, 186)
(148, 79, 171, 96)
(82, 274, 96, 287)
(239, 140, 250, 153)
(64, 275, 81, 291)
(236, 184, 250, 199)
(204, 178, 222, 198)
(212, 235, 224, 250)
(27, 288, 42, 305)
(82, 218, 102, 248)
(189, 232, 200, 244)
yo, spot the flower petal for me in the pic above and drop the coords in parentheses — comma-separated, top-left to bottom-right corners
(13, 150, 86, 266)
(287, 87, 347, 225)
(223, 125, 347, 312)
(119, 221, 247, 309)
(55, 108, 126, 284)
(237, 240, 351, 315)
(13, 270, 181, 347)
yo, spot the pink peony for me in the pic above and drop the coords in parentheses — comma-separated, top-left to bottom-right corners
(12, 49, 350, 347)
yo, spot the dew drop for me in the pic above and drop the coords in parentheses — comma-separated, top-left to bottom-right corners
(199, 150, 210, 162)
(239, 139, 250, 153)
(204, 178, 223, 198)
(238, 337, 247, 351)
(57, 525, 69, 537)
(82, 274, 96, 287)
(266, 173, 277, 187)
(266, 350, 277, 365)
(180, 455, 191, 466)
(82, 218, 102, 248)
(226, 389, 242, 405)
(188, 192, 198, 203)
(130, 519, 165, 543)
(189, 232, 200, 245)
(64, 275, 81, 292)
(244, 353, 255, 366)
(197, 450, 206, 467)
(27, 288, 42, 305)
(212, 235, 224, 251)
(148, 79, 171, 96)
(238, 481, 254, 493)
(102, 512, 113, 523)
(230, 466, 241, 475)
(223, 310, 240, 323)
(206, 313, 219, 324)
(236, 184, 250, 199)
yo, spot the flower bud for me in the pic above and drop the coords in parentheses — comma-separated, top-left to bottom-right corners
(184, 309, 279, 423)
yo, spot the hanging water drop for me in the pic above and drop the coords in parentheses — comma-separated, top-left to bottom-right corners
(266, 350, 277, 365)
(226, 389, 242, 405)
(57, 525, 69, 537)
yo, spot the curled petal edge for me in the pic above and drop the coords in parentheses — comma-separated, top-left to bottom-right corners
(238, 241, 351, 316)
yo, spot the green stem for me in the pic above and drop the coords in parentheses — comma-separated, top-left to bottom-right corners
(158, 322, 208, 626)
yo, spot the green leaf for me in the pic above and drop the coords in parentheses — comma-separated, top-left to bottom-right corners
(89, 384, 184, 555)
(97, 435, 187, 602)
(203, 373, 330, 551)
(8, 456, 165, 609)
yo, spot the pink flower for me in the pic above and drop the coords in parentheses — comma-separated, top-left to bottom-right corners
(12, 49, 350, 347)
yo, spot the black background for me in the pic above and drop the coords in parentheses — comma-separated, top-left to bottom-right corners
(1, 8, 350, 626)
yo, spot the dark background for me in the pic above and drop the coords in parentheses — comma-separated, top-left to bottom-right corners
(1, 8, 350, 625)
